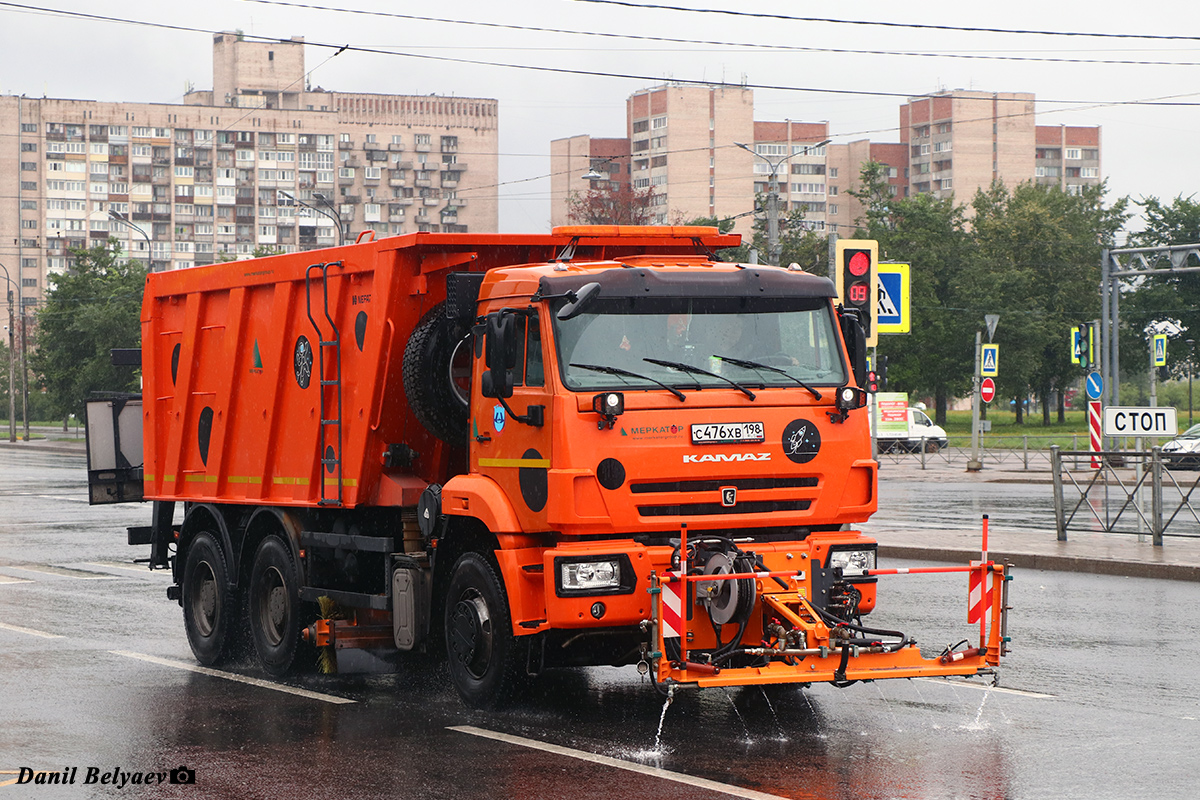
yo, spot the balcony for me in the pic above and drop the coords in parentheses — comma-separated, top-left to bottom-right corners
(388, 142, 405, 152)
(392, 197, 414, 206)
(448, 198, 467, 207)
(338, 141, 354, 150)
(441, 162, 467, 172)
(415, 179, 432, 188)
(423, 197, 439, 206)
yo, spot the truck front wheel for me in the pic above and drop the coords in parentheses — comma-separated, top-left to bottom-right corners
(249, 536, 302, 676)
(182, 532, 238, 666)
(445, 553, 521, 708)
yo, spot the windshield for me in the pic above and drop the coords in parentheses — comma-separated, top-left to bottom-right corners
(1179, 424, 1200, 439)
(553, 297, 846, 392)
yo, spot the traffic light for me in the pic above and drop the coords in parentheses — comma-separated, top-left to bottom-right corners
(1071, 325, 1092, 370)
(877, 355, 889, 390)
(865, 369, 879, 393)
(835, 239, 879, 348)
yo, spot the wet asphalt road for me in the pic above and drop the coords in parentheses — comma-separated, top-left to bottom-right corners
(1, 447, 1199, 799)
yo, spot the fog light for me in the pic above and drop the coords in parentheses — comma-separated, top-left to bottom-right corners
(590, 602, 606, 619)
(836, 386, 865, 411)
(828, 548, 876, 577)
(561, 559, 621, 591)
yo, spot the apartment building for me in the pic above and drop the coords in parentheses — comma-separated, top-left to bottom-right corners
(0, 32, 498, 308)
(551, 84, 1103, 243)
(549, 135, 630, 228)
(900, 90, 1102, 204)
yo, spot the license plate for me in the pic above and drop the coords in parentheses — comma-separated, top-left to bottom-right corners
(691, 422, 765, 445)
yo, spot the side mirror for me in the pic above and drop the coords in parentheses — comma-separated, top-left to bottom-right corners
(481, 311, 517, 399)
(556, 282, 601, 321)
(839, 309, 867, 389)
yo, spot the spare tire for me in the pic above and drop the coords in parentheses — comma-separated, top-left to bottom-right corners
(404, 303, 471, 444)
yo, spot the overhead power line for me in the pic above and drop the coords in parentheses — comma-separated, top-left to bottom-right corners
(238, 0, 1200, 67)
(3, 3, 1200, 106)
(568, 0, 1200, 42)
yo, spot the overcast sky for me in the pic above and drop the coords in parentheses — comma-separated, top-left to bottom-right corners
(3, 0, 1198, 238)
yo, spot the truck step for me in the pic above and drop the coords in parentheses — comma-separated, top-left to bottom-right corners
(300, 530, 395, 553)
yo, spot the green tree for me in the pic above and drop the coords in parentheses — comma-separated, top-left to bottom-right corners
(31, 238, 146, 419)
(1120, 195, 1200, 382)
(864, 191, 974, 423)
(970, 181, 1127, 423)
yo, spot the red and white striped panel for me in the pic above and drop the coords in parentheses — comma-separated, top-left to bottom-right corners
(661, 571, 682, 639)
(968, 565, 992, 624)
(1089, 400, 1102, 469)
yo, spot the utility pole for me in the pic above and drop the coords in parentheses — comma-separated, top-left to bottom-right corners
(968, 330, 983, 472)
(1, 263, 15, 442)
(734, 139, 830, 266)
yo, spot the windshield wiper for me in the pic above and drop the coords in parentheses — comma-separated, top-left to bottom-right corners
(713, 355, 822, 400)
(643, 358, 757, 400)
(569, 363, 686, 401)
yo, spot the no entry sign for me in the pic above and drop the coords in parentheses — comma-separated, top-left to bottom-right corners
(980, 377, 996, 404)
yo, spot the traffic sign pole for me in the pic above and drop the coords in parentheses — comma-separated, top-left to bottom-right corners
(968, 330, 983, 472)
(1089, 400, 1102, 469)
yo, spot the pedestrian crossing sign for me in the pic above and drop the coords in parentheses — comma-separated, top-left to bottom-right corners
(877, 263, 910, 334)
(981, 344, 999, 377)
(1153, 334, 1167, 366)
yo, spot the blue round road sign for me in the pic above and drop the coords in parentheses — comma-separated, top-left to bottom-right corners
(1086, 371, 1104, 401)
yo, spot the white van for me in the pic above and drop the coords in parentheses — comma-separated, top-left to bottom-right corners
(875, 393, 950, 453)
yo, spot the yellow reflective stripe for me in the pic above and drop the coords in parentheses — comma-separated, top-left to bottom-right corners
(143, 474, 153, 481)
(323, 477, 358, 486)
(478, 457, 551, 469)
(227, 476, 263, 484)
(272, 477, 311, 486)
(184, 475, 218, 483)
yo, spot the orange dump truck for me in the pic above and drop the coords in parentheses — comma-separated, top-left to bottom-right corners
(86, 226, 1009, 707)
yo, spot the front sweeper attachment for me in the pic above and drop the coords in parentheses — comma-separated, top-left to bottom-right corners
(645, 525, 1011, 692)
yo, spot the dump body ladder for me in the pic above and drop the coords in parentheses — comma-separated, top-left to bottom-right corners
(305, 261, 344, 506)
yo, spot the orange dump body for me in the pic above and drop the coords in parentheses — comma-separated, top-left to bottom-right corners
(141, 227, 737, 509)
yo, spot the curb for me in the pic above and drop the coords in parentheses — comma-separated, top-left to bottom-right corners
(878, 544, 1200, 582)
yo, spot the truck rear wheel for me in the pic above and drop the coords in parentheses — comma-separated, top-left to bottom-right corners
(182, 532, 238, 666)
(404, 304, 470, 445)
(249, 536, 302, 676)
(445, 553, 521, 708)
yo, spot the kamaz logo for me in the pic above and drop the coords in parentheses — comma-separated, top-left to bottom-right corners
(682, 453, 771, 463)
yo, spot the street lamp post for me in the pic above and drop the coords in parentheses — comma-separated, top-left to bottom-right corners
(734, 139, 830, 266)
(311, 193, 346, 246)
(108, 209, 153, 268)
(0, 262, 16, 442)
(280, 191, 344, 247)
(1188, 338, 1196, 428)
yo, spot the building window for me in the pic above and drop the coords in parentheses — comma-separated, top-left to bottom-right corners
(1066, 148, 1081, 160)
(1081, 167, 1099, 178)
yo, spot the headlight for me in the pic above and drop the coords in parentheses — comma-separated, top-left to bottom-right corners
(561, 560, 620, 591)
(827, 548, 876, 577)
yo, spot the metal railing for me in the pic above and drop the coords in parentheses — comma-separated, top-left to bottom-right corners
(876, 435, 1102, 470)
(1050, 446, 1200, 545)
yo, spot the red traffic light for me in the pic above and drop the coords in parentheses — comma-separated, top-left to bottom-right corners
(866, 369, 879, 393)
(847, 251, 870, 276)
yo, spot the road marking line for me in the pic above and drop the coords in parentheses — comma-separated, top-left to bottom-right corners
(0, 575, 34, 585)
(914, 677, 1055, 699)
(6, 564, 118, 580)
(0, 621, 63, 639)
(1, 770, 22, 787)
(449, 725, 789, 800)
(110, 651, 356, 705)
